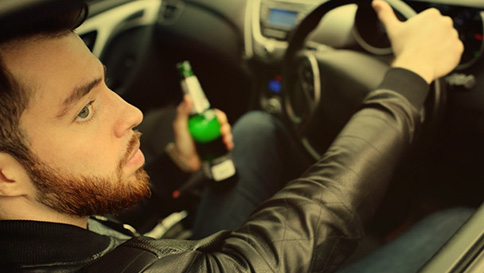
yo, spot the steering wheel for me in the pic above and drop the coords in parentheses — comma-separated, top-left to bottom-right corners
(282, 0, 445, 159)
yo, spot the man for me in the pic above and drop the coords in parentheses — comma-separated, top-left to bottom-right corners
(0, 0, 463, 272)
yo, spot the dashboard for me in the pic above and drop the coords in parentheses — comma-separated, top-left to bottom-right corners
(245, 0, 484, 121)
(248, 0, 484, 70)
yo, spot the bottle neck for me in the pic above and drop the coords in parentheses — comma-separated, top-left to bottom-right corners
(181, 76, 210, 114)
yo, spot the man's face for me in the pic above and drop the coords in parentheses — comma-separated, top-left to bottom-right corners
(2, 32, 150, 216)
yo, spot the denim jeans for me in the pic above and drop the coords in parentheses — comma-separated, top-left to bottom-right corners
(191, 111, 312, 239)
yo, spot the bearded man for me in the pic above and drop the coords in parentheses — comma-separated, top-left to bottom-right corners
(0, 0, 464, 272)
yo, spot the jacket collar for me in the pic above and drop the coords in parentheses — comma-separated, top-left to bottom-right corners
(0, 220, 113, 266)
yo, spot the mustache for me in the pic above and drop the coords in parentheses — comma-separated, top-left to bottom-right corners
(120, 130, 142, 168)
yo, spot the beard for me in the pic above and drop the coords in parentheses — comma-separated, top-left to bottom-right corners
(25, 131, 151, 216)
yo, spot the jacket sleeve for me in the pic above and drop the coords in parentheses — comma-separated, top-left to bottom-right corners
(143, 68, 430, 272)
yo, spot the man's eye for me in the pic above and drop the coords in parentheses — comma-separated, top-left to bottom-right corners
(78, 106, 90, 118)
(76, 102, 94, 120)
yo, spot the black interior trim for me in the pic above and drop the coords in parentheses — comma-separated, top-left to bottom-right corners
(85, 0, 133, 18)
(184, 0, 244, 49)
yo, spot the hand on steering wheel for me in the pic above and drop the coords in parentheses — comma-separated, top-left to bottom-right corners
(373, 0, 463, 83)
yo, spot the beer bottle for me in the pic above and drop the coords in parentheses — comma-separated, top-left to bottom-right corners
(177, 61, 237, 191)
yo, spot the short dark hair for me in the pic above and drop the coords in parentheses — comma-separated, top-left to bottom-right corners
(0, 2, 87, 164)
(0, 1, 87, 42)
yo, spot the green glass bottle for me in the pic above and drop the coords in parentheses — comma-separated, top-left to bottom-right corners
(177, 61, 237, 191)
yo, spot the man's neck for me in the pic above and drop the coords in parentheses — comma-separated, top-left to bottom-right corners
(0, 196, 89, 228)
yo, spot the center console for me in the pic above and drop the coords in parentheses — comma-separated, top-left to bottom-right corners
(245, 0, 323, 115)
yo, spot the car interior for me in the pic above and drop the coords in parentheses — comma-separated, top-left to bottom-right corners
(2, 0, 484, 272)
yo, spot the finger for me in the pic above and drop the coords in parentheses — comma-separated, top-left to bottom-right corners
(372, 0, 401, 32)
(213, 108, 228, 126)
(174, 96, 191, 132)
(222, 129, 234, 150)
(182, 95, 193, 115)
(220, 120, 231, 134)
(224, 134, 234, 151)
(219, 116, 234, 150)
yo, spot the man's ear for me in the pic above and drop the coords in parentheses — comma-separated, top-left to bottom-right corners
(0, 152, 32, 197)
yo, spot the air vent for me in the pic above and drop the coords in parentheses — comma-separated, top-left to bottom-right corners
(160, 1, 184, 22)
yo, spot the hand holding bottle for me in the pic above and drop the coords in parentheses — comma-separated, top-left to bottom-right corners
(175, 61, 238, 189)
(172, 95, 234, 173)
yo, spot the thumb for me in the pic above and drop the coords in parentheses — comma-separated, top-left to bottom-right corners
(174, 95, 192, 131)
(181, 95, 193, 116)
(372, 0, 401, 32)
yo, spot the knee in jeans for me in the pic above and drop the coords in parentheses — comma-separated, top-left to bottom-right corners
(233, 111, 279, 138)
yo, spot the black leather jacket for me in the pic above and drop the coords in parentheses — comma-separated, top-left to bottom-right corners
(0, 68, 429, 272)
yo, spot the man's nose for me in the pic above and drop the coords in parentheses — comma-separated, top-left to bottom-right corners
(114, 94, 144, 138)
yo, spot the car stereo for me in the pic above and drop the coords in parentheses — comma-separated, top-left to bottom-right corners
(259, 0, 314, 40)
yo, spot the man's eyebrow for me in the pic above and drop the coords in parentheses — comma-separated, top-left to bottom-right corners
(56, 66, 107, 119)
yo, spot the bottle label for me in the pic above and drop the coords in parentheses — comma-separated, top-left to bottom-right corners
(210, 158, 236, 182)
(181, 77, 210, 114)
